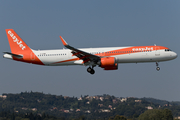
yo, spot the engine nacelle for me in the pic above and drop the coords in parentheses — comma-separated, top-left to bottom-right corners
(98, 57, 118, 70)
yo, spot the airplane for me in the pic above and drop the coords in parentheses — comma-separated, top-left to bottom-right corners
(3, 29, 177, 74)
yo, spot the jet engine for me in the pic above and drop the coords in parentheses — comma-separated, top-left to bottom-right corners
(98, 57, 118, 70)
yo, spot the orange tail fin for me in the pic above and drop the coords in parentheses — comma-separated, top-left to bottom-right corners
(5, 29, 32, 53)
(5, 29, 44, 65)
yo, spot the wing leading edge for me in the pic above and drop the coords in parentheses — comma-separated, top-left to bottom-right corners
(59, 36, 100, 65)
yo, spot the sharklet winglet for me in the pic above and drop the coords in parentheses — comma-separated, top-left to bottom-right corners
(60, 36, 68, 46)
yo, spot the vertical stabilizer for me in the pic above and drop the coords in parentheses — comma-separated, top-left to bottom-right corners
(5, 29, 44, 65)
(5, 29, 31, 53)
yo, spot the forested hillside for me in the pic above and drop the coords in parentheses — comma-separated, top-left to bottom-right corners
(0, 92, 178, 120)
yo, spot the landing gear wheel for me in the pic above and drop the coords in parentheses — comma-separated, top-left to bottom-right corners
(87, 67, 95, 74)
(90, 69, 95, 74)
(87, 67, 92, 73)
(156, 67, 160, 71)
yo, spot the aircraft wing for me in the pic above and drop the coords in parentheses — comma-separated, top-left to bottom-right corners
(60, 36, 100, 65)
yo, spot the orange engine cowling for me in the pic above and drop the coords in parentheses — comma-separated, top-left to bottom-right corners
(99, 57, 118, 70)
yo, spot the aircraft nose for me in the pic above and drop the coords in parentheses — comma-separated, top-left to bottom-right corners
(172, 52, 178, 59)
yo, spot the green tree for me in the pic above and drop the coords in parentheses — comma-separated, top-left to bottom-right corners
(162, 108, 173, 120)
(15, 116, 22, 120)
(113, 115, 127, 120)
(138, 109, 173, 120)
(20, 119, 30, 120)
(79, 115, 85, 120)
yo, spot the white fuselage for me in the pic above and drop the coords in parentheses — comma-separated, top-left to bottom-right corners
(32, 46, 177, 66)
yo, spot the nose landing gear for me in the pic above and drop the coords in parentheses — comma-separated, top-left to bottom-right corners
(156, 62, 160, 71)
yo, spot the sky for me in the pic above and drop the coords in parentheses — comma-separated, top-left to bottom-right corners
(0, 1, 180, 101)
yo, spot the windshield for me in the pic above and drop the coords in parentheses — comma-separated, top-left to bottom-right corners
(165, 49, 172, 52)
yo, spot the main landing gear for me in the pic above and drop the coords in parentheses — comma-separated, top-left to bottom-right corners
(87, 67, 95, 74)
(156, 62, 160, 71)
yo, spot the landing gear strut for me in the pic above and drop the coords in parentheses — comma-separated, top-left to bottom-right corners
(156, 62, 160, 71)
(87, 67, 95, 74)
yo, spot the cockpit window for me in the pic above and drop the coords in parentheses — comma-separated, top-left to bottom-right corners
(165, 49, 172, 52)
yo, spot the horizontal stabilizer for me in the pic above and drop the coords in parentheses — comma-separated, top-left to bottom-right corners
(3, 52, 23, 59)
